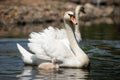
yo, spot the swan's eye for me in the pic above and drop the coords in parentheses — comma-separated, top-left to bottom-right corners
(68, 14, 71, 16)
(68, 14, 75, 18)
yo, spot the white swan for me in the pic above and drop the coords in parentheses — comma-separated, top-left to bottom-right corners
(17, 5, 85, 65)
(75, 5, 85, 42)
(17, 11, 89, 68)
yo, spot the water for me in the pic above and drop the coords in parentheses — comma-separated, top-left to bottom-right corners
(0, 24, 120, 80)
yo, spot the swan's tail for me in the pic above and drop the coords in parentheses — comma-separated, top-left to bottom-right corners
(17, 43, 39, 65)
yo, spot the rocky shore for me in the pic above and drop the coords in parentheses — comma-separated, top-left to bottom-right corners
(0, 0, 120, 25)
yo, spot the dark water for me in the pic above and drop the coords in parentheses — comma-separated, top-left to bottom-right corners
(0, 24, 120, 80)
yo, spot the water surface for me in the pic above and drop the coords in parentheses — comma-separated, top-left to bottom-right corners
(0, 23, 120, 80)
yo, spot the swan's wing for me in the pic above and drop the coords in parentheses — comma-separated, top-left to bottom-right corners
(28, 26, 67, 43)
(28, 26, 57, 57)
(55, 28, 68, 39)
(27, 43, 51, 60)
(28, 26, 73, 61)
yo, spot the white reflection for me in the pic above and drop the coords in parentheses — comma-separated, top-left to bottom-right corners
(17, 66, 89, 80)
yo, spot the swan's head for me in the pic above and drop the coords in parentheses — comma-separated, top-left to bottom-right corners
(64, 11, 77, 25)
(76, 5, 86, 14)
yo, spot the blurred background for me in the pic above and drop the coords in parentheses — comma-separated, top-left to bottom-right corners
(0, 0, 120, 39)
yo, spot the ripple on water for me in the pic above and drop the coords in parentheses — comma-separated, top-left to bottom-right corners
(0, 39, 120, 80)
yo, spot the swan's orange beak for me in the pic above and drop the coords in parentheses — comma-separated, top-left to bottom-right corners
(70, 16, 77, 25)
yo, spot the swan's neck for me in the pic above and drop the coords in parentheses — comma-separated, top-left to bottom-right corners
(75, 10, 80, 34)
(64, 20, 88, 63)
(75, 6, 82, 41)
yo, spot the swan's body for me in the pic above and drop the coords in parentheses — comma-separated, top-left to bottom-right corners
(17, 10, 89, 68)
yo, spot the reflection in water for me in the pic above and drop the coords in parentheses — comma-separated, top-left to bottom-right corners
(18, 66, 89, 80)
(81, 24, 120, 40)
(0, 52, 23, 80)
(0, 23, 60, 38)
(0, 23, 120, 40)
